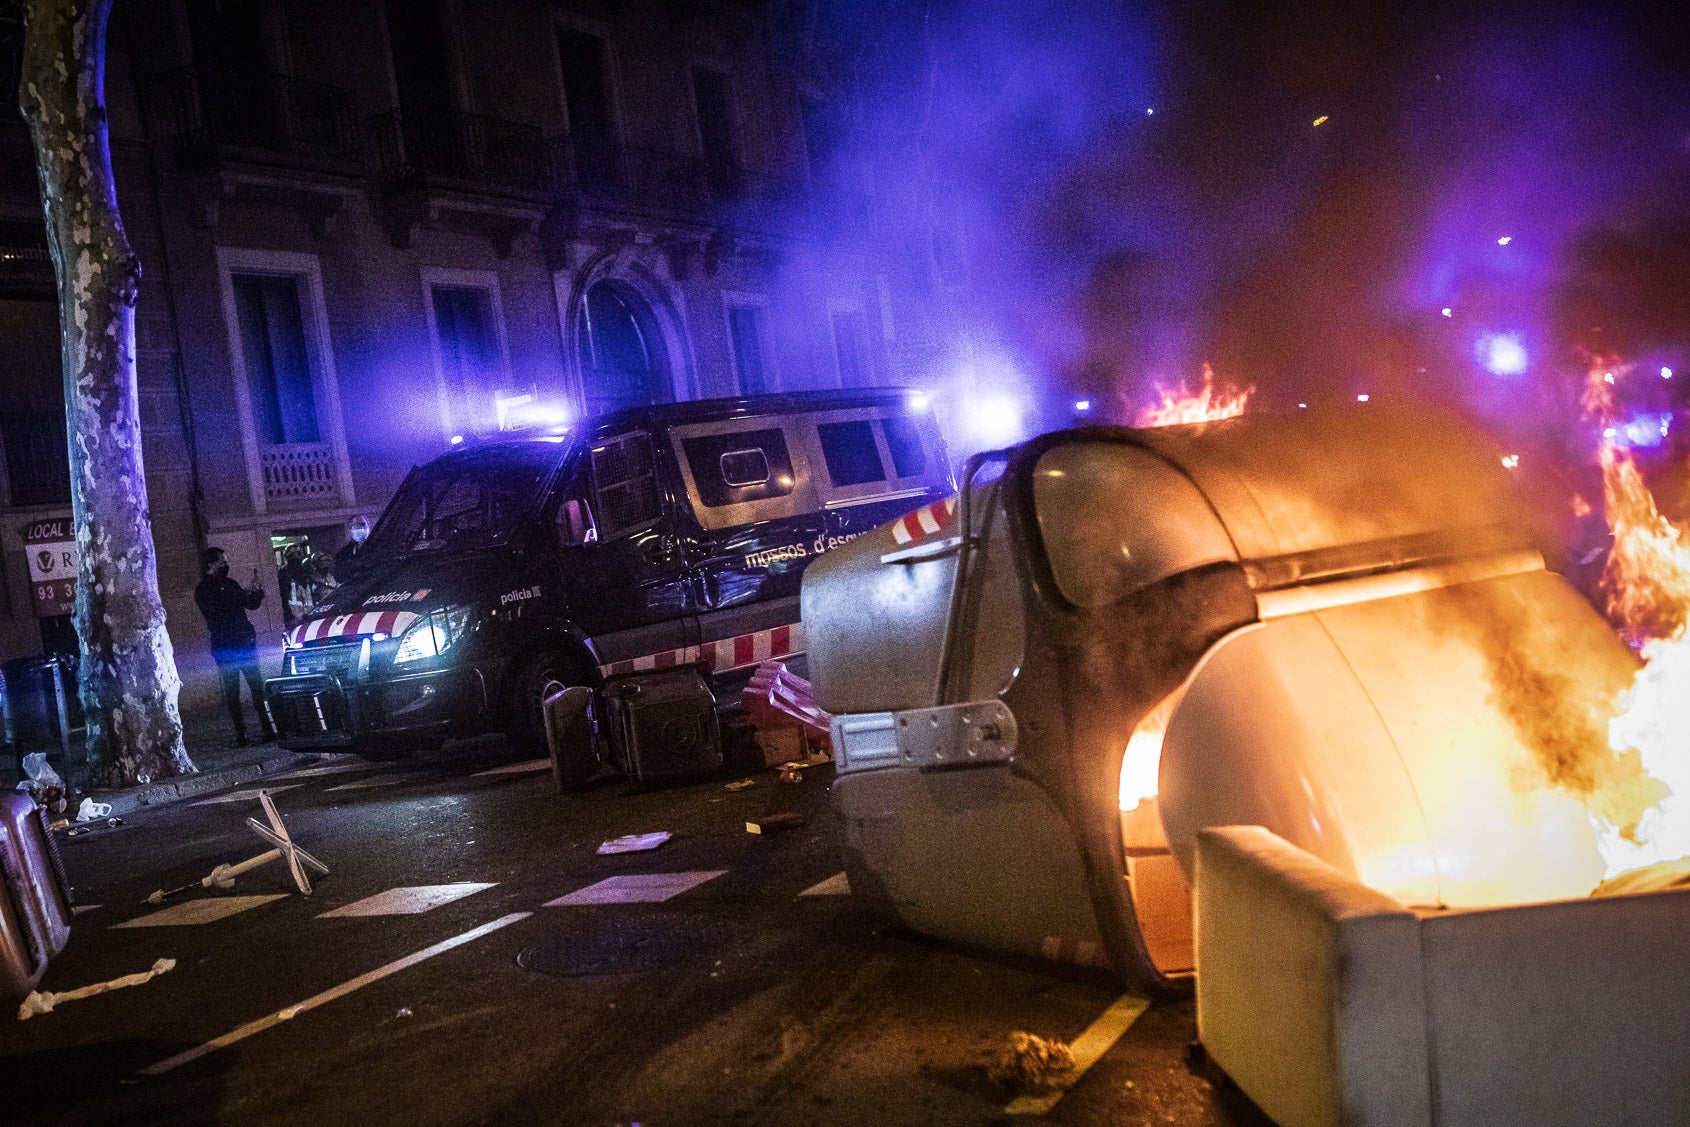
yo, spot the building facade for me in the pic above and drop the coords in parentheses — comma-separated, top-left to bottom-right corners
(0, 0, 955, 721)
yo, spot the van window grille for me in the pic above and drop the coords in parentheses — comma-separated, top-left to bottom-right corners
(592, 431, 662, 537)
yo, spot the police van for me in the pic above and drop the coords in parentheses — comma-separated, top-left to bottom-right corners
(264, 388, 952, 779)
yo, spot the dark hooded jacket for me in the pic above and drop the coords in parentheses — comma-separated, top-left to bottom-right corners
(194, 575, 263, 663)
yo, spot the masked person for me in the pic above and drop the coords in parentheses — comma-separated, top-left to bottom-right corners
(333, 514, 371, 576)
(194, 547, 275, 746)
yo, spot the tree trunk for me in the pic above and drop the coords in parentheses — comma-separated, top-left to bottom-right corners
(20, 0, 195, 785)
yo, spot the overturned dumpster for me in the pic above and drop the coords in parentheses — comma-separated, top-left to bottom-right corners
(803, 403, 1689, 991)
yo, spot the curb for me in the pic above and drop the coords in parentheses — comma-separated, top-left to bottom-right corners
(92, 749, 304, 817)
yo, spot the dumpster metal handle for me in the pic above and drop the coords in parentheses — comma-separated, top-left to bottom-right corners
(933, 449, 1010, 707)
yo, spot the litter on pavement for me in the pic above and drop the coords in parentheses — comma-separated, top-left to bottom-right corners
(596, 831, 672, 854)
(17, 958, 177, 1021)
(74, 798, 114, 822)
(745, 812, 806, 834)
(723, 778, 757, 791)
(64, 817, 123, 838)
(988, 1030, 1076, 1096)
(144, 790, 327, 904)
(740, 661, 832, 767)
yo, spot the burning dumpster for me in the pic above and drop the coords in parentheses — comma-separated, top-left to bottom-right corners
(803, 402, 1676, 1006)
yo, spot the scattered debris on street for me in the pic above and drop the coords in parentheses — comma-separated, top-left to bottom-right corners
(144, 790, 327, 904)
(17, 957, 176, 1021)
(596, 831, 672, 855)
(740, 661, 831, 767)
(73, 798, 113, 822)
(746, 812, 806, 835)
(987, 1030, 1076, 1095)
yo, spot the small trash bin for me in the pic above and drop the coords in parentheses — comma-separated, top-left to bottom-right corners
(2, 655, 81, 776)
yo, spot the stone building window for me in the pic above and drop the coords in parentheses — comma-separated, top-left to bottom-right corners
(575, 280, 671, 417)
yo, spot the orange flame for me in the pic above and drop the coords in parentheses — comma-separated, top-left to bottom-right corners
(1117, 367, 1248, 818)
(1135, 364, 1253, 428)
(1582, 355, 1690, 879)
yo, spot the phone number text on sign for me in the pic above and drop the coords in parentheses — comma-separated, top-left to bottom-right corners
(22, 518, 76, 618)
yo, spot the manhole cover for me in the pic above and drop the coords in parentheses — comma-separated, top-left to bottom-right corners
(517, 912, 725, 977)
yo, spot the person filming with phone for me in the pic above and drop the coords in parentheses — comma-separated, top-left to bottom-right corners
(194, 546, 275, 746)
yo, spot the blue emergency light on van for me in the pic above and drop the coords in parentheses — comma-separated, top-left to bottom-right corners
(264, 389, 953, 783)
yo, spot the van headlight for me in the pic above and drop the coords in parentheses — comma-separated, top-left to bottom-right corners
(393, 606, 474, 665)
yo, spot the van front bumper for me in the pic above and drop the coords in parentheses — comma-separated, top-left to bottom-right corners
(265, 666, 486, 751)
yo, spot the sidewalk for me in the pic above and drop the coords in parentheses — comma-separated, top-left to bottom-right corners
(7, 725, 318, 819)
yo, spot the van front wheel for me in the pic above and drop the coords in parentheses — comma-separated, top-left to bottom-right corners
(507, 650, 574, 753)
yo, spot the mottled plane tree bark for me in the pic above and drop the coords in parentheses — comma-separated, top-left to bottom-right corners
(20, 0, 194, 784)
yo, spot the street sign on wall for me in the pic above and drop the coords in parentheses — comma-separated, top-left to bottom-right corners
(22, 518, 76, 617)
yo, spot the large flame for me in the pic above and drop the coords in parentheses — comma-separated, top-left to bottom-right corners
(1118, 368, 1250, 817)
(1583, 355, 1690, 879)
(1134, 364, 1253, 428)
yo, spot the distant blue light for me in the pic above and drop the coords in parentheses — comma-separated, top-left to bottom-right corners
(1663, 367, 1674, 380)
(1478, 332, 1528, 377)
(1074, 399, 1091, 412)
(1441, 307, 1453, 318)
(1145, 107, 1155, 116)
(1614, 411, 1672, 450)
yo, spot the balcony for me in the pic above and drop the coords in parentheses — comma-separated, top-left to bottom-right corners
(372, 108, 560, 197)
(568, 143, 710, 216)
(166, 67, 360, 170)
(261, 443, 339, 508)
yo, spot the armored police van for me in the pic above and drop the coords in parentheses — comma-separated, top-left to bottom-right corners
(265, 388, 952, 778)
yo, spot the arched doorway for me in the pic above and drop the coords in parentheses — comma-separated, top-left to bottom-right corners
(575, 279, 672, 417)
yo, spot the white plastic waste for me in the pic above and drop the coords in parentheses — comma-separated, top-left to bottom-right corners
(74, 798, 114, 823)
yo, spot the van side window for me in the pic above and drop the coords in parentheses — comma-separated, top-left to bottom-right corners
(592, 432, 662, 539)
(880, 413, 928, 478)
(817, 419, 886, 486)
(682, 428, 795, 507)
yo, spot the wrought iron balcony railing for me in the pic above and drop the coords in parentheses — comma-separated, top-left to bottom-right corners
(166, 67, 360, 168)
(260, 443, 338, 506)
(569, 142, 712, 214)
(372, 107, 560, 195)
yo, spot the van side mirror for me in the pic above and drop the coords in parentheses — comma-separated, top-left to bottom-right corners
(557, 498, 598, 547)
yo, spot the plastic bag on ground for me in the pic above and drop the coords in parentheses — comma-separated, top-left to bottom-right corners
(22, 753, 63, 791)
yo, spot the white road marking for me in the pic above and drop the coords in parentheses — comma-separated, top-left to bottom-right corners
(138, 912, 532, 1076)
(324, 777, 401, 792)
(71, 904, 102, 915)
(317, 883, 497, 918)
(546, 871, 726, 906)
(799, 872, 851, 897)
(1004, 993, 1151, 1116)
(267, 761, 377, 780)
(470, 758, 551, 777)
(115, 895, 287, 928)
(191, 785, 301, 806)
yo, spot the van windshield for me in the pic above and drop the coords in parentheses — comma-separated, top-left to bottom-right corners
(364, 443, 565, 559)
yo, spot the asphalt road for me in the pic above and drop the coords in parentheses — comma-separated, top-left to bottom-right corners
(1, 737, 1272, 1127)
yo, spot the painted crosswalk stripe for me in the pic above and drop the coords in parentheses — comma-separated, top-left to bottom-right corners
(115, 895, 288, 928)
(192, 785, 301, 806)
(139, 912, 532, 1076)
(471, 758, 551, 778)
(325, 777, 401, 792)
(317, 883, 496, 918)
(798, 872, 851, 897)
(1004, 993, 1151, 1116)
(546, 871, 725, 906)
